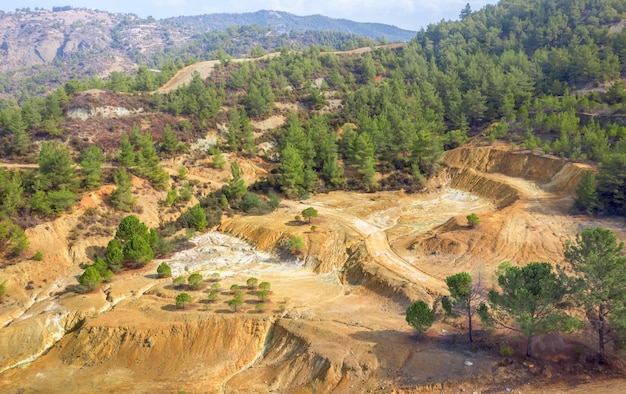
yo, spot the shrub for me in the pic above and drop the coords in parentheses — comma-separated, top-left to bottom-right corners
(177, 166, 188, 180)
(287, 235, 305, 255)
(466, 213, 480, 227)
(0, 280, 7, 298)
(405, 300, 435, 336)
(157, 262, 172, 278)
(246, 277, 259, 289)
(173, 276, 185, 287)
(176, 292, 192, 309)
(123, 235, 154, 265)
(33, 251, 44, 261)
(259, 281, 271, 291)
(256, 302, 266, 313)
(228, 297, 243, 311)
(79, 266, 103, 292)
(500, 343, 514, 357)
(230, 284, 240, 293)
(208, 290, 219, 302)
(301, 207, 318, 223)
(188, 273, 203, 290)
(178, 204, 208, 231)
(257, 289, 270, 301)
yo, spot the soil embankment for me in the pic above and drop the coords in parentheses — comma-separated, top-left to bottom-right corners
(3, 144, 626, 393)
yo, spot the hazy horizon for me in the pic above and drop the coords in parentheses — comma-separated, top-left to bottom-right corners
(0, 0, 499, 31)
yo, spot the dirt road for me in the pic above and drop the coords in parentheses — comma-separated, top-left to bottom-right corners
(158, 43, 407, 93)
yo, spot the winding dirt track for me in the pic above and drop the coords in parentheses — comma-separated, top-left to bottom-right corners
(282, 199, 448, 295)
(158, 43, 407, 93)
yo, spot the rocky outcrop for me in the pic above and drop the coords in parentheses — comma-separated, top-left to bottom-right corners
(67, 106, 143, 120)
(443, 146, 590, 197)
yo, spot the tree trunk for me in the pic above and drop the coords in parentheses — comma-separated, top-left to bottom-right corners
(598, 304, 606, 364)
(526, 335, 533, 358)
(468, 306, 473, 343)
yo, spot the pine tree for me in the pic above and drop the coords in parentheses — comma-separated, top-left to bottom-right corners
(563, 227, 626, 364)
(80, 145, 104, 190)
(241, 110, 256, 157)
(573, 172, 599, 216)
(110, 168, 135, 211)
(37, 141, 78, 192)
(354, 133, 377, 191)
(227, 107, 241, 151)
(226, 161, 247, 200)
(212, 146, 226, 170)
(118, 133, 136, 167)
(161, 124, 179, 155)
(279, 144, 305, 199)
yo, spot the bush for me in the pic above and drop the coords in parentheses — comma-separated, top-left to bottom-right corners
(208, 290, 219, 302)
(122, 235, 154, 265)
(176, 292, 192, 309)
(173, 276, 185, 287)
(79, 266, 103, 292)
(157, 262, 172, 278)
(287, 235, 305, 255)
(500, 343, 514, 357)
(301, 207, 318, 223)
(466, 213, 480, 227)
(188, 273, 203, 290)
(33, 251, 44, 261)
(246, 277, 259, 289)
(257, 289, 270, 301)
(0, 280, 7, 298)
(228, 297, 243, 311)
(178, 204, 208, 231)
(405, 300, 435, 336)
(259, 281, 271, 291)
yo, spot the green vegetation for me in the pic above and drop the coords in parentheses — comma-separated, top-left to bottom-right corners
(301, 207, 318, 223)
(442, 272, 483, 342)
(173, 276, 185, 288)
(188, 273, 203, 290)
(78, 266, 103, 292)
(479, 262, 581, 358)
(466, 213, 480, 227)
(176, 292, 192, 309)
(0, 280, 7, 299)
(228, 297, 243, 312)
(246, 277, 259, 289)
(287, 235, 306, 255)
(33, 251, 44, 261)
(563, 227, 626, 364)
(257, 290, 270, 301)
(405, 301, 435, 337)
(157, 262, 172, 278)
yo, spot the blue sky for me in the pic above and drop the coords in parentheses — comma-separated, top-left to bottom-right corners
(0, 0, 499, 31)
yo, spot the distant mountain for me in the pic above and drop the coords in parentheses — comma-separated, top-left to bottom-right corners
(163, 10, 416, 42)
(0, 8, 414, 101)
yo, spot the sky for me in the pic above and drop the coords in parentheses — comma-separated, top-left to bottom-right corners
(0, 0, 499, 31)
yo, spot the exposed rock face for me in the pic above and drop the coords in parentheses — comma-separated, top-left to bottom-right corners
(0, 9, 117, 71)
(67, 106, 143, 120)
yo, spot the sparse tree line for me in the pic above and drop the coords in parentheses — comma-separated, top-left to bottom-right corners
(156, 270, 277, 313)
(406, 226, 626, 364)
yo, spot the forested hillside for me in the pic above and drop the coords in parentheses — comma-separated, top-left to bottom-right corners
(1, 0, 626, 261)
(162, 10, 416, 42)
(0, 8, 399, 100)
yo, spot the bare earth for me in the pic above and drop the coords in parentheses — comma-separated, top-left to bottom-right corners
(1, 145, 626, 393)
